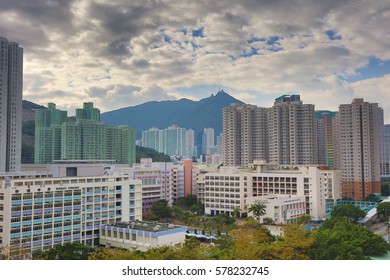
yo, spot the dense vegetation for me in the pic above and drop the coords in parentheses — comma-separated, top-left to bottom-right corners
(135, 146, 171, 163)
(31, 216, 389, 260)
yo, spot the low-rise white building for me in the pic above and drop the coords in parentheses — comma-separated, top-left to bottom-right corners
(246, 195, 306, 224)
(99, 221, 187, 251)
(203, 161, 328, 221)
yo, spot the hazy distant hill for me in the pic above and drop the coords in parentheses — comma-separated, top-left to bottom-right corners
(101, 90, 244, 138)
(21, 100, 46, 163)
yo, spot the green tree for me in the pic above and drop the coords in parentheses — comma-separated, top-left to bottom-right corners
(89, 248, 143, 260)
(363, 193, 380, 202)
(269, 224, 314, 260)
(296, 215, 312, 225)
(151, 200, 171, 220)
(233, 208, 241, 219)
(33, 243, 94, 260)
(229, 225, 272, 259)
(175, 237, 207, 260)
(248, 203, 267, 223)
(263, 217, 274, 225)
(309, 218, 389, 260)
(175, 195, 198, 209)
(331, 204, 366, 223)
(376, 202, 390, 221)
(190, 202, 205, 215)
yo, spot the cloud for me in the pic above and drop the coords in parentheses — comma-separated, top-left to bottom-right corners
(0, 0, 389, 121)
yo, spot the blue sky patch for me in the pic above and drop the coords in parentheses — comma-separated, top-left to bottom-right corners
(325, 30, 342, 40)
(247, 37, 266, 44)
(241, 47, 259, 58)
(267, 36, 281, 45)
(345, 56, 390, 82)
(192, 27, 205, 38)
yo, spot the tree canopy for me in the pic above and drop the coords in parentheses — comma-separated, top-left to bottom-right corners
(376, 202, 390, 220)
(309, 217, 389, 259)
(32, 243, 94, 260)
(331, 204, 366, 223)
(151, 200, 172, 220)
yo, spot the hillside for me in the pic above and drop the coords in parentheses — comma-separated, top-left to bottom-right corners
(101, 90, 244, 138)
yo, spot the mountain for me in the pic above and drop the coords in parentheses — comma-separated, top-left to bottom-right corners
(22, 100, 46, 122)
(101, 90, 245, 138)
(22, 100, 46, 163)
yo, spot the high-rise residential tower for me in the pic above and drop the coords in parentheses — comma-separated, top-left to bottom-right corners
(222, 104, 268, 167)
(76, 102, 100, 122)
(267, 95, 317, 165)
(202, 127, 215, 155)
(34, 103, 68, 164)
(0, 37, 23, 172)
(185, 129, 196, 159)
(315, 110, 336, 168)
(142, 125, 188, 158)
(335, 98, 382, 200)
(34, 102, 135, 165)
(381, 124, 390, 177)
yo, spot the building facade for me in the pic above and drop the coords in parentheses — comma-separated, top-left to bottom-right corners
(202, 128, 215, 155)
(203, 161, 328, 221)
(222, 104, 268, 167)
(99, 221, 186, 252)
(315, 111, 336, 168)
(0, 37, 23, 173)
(0, 173, 142, 259)
(381, 124, 390, 177)
(246, 195, 306, 224)
(35, 103, 136, 166)
(142, 125, 188, 158)
(267, 95, 317, 165)
(335, 99, 382, 200)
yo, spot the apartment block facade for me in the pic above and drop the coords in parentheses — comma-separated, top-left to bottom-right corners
(0, 37, 23, 173)
(315, 111, 336, 168)
(223, 95, 317, 168)
(381, 124, 390, 177)
(222, 104, 268, 167)
(35, 103, 136, 166)
(267, 95, 317, 165)
(0, 173, 142, 259)
(335, 99, 382, 200)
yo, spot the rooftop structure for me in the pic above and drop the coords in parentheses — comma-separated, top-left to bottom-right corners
(99, 220, 187, 252)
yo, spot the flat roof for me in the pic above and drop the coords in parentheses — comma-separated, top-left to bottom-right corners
(107, 220, 185, 232)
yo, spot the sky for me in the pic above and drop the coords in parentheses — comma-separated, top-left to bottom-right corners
(1, 0, 389, 120)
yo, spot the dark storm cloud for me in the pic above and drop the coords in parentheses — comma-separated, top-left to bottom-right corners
(86, 1, 165, 59)
(0, 0, 77, 34)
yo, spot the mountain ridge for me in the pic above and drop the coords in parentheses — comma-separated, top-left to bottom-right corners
(101, 90, 245, 138)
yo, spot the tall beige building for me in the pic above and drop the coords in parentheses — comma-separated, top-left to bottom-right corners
(0, 37, 23, 173)
(222, 104, 268, 167)
(267, 95, 317, 165)
(335, 98, 382, 200)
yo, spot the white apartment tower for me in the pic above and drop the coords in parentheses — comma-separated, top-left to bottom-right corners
(185, 129, 196, 159)
(335, 98, 382, 200)
(222, 104, 268, 167)
(202, 128, 215, 155)
(0, 37, 23, 173)
(267, 95, 317, 165)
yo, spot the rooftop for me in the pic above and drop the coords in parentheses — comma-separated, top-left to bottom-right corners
(108, 220, 185, 232)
